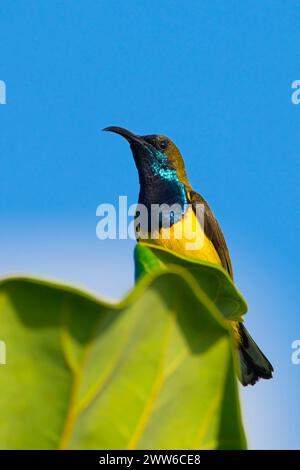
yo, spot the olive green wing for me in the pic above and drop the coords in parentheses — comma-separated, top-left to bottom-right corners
(189, 190, 234, 279)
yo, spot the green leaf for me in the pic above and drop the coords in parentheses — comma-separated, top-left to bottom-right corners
(134, 243, 248, 322)
(0, 270, 246, 450)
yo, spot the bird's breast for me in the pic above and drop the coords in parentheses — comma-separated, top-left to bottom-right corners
(137, 206, 222, 266)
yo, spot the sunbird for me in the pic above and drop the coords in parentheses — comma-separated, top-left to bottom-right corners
(104, 126, 273, 386)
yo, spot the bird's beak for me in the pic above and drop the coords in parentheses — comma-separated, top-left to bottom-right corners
(103, 126, 144, 145)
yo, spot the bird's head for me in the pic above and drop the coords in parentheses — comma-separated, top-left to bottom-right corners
(103, 126, 189, 186)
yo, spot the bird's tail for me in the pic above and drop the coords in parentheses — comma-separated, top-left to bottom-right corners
(238, 323, 273, 386)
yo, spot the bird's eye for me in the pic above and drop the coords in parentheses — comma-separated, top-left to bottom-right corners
(159, 140, 168, 150)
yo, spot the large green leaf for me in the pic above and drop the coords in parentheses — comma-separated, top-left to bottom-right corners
(134, 243, 248, 322)
(0, 268, 246, 450)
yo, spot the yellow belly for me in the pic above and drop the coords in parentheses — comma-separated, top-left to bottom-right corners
(138, 206, 222, 266)
(137, 207, 240, 343)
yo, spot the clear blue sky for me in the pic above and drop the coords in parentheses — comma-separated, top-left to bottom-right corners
(1, 1, 299, 449)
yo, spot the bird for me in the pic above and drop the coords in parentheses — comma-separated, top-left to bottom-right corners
(103, 126, 273, 386)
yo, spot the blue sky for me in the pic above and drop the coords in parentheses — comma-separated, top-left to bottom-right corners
(1, 1, 299, 449)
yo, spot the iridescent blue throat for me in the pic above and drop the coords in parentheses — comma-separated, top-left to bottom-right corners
(138, 148, 188, 228)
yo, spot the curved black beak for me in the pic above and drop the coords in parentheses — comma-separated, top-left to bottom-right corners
(103, 126, 143, 144)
